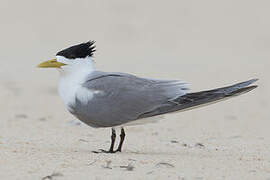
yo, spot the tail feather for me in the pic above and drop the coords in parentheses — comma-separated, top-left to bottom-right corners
(139, 79, 258, 118)
(201, 78, 258, 95)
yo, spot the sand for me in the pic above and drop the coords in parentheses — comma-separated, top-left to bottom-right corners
(0, 0, 269, 179)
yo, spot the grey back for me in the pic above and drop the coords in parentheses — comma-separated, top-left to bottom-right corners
(69, 71, 189, 127)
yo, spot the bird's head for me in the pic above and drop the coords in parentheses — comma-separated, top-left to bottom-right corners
(38, 41, 96, 73)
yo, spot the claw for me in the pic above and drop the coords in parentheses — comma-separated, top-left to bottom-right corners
(91, 128, 125, 154)
(92, 149, 119, 154)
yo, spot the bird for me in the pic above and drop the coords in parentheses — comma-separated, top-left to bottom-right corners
(37, 41, 258, 153)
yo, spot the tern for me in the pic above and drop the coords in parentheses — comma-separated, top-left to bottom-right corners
(38, 41, 258, 153)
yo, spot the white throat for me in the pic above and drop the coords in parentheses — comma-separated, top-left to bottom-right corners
(57, 56, 95, 110)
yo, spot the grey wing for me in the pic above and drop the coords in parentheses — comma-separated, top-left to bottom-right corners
(72, 71, 189, 127)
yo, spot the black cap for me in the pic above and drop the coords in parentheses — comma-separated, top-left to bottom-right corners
(56, 41, 96, 59)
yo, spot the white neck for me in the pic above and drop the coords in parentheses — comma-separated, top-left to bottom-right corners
(57, 57, 95, 110)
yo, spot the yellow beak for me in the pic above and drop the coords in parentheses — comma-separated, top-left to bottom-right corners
(37, 58, 66, 68)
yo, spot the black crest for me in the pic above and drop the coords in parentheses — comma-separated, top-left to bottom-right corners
(56, 41, 96, 59)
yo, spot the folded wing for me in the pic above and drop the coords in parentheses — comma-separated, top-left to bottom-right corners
(71, 71, 189, 127)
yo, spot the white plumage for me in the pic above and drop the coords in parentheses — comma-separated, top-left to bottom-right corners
(57, 56, 95, 110)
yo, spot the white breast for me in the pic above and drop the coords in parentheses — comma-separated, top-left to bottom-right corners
(58, 75, 79, 108)
(57, 58, 96, 111)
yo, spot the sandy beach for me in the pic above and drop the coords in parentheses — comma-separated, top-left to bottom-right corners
(0, 0, 269, 179)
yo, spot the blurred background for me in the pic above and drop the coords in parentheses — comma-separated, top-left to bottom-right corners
(0, 0, 269, 179)
(0, 0, 269, 141)
(1, 0, 268, 123)
(0, 0, 269, 138)
(1, 0, 269, 79)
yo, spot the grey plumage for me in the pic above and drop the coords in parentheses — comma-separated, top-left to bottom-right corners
(38, 41, 259, 153)
(139, 79, 258, 118)
(69, 71, 257, 128)
(69, 71, 189, 127)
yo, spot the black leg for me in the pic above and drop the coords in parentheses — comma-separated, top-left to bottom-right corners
(93, 128, 117, 153)
(108, 128, 116, 152)
(116, 128, 125, 152)
(100, 128, 116, 153)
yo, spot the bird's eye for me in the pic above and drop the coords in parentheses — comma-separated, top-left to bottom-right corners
(63, 53, 77, 59)
(69, 55, 77, 59)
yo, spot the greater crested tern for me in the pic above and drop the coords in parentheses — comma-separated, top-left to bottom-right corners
(38, 41, 258, 153)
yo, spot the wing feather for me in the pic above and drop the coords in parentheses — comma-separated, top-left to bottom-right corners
(70, 71, 189, 127)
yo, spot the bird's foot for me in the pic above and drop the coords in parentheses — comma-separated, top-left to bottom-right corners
(92, 149, 121, 154)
